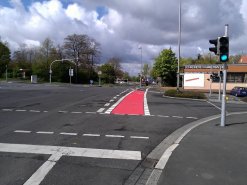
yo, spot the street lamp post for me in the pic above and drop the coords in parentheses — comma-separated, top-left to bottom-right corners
(5, 65, 8, 82)
(177, 0, 181, 91)
(138, 46, 142, 88)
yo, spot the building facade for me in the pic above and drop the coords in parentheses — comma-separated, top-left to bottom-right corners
(183, 64, 247, 91)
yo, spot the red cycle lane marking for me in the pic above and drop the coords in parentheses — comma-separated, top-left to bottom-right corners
(111, 90, 144, 115)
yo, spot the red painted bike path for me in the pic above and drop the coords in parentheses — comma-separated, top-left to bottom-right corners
(111, 90, 144, 115)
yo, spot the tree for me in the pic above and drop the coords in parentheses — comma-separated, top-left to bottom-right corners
(63, 34, 101, 83)
(0, 41, 11, 77)
(100, 63, 115, 84)
(142, 64, 150, 78)
(106, 57, 123, 78)
(152, 48, 177, 86)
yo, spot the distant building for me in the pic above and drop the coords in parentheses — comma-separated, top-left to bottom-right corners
(239, 55, 247, 64)
(182, 64, 247, 91)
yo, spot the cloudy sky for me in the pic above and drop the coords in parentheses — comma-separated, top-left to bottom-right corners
(0, 0, 246, 75)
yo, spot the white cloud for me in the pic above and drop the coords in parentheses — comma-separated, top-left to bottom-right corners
(0, 0, 247, 75)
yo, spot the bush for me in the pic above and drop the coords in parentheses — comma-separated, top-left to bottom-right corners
(164, 89, 206, 99)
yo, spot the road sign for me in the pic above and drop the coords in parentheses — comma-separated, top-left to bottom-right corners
(69, 69, 74, 76)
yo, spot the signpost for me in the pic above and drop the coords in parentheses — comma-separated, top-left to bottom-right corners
(69, 68, 74, 85)
(98, 71, 102, 86)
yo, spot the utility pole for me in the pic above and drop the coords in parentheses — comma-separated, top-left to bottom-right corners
(220, 24, 229, 127)
(177, 0, 181, 91)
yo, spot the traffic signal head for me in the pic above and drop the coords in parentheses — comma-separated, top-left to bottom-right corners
(219, 36, 229, 62)
(209, 38, 219, 55)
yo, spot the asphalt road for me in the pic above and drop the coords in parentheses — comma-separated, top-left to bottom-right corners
(0, 82, 246, 185)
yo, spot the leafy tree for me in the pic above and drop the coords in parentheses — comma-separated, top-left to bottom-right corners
(142, 64, 150, 78)
(106, 57, 123, 78)
(152, 48, 177, 86)
(100, 63, 115, 84)
(0, 41, 11, 77)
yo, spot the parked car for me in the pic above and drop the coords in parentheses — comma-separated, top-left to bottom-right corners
(230, 86, 247, 97)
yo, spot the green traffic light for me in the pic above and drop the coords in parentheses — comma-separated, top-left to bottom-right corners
(220, 55, 228, 61)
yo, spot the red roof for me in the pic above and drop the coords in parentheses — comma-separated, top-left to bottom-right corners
(239, 56, 247, 63)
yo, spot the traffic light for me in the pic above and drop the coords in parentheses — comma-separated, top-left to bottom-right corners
(218, 36, 229, 62)
(209, 38, 219, 55)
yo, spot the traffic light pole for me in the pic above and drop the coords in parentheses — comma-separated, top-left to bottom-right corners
(220, 24, 229, 127)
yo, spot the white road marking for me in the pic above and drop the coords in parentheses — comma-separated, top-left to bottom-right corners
(104, 103, 110, 107)
(157, 115, 170, 118)
(0, 142, 141, 185)
(71, 111, 82, 114)
(85, 112, 96, 114)
(2, 109, 13, 111)
(30, 110, 41, 113)
(14, 130, 31, 133)
(97, 108, 105, 113)
(109, 100, 114, 102)
(58, 111, 68, 113)
(172, 116, 183, 119)
(186, 116, 198, 119)
(24, 152, 62, 185)
(83, 134, 100, 137)
(207, 101, 222, 111)
(130, 136, 149, 139)
(59, 132, 77, 136)
(16, 109, 27, 112)
(36, 131, 54, 134)
(43, 111, 48, 113)
(144, 88, 151, 116)
(105, 91, 134, 114)
(105, 134, 125, 138)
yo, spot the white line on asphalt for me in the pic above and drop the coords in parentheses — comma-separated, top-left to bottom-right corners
(97, 108, 105, 113)
(172, 116, 183, 119)
(130, 136, 149, 139)
(30, 110, 41, 113)
(109, 100, 114, 102)
(16, 109, 27, 112)
(105, 135, 125, 138)
(144, 88, 151, 116)
(24, 152, 62, 185)
(43, 111, 48, 113)
(71, 111, 82, 114)
(207, 101, 222, 111)
(104, 103, 110, 107)
(85, 112, 96, 114)
(36, 131, 54, 134)
(105, 90, 134, 114)
(0, 142, 141, 185)
(113, 97, 117, 99)
(59, 132, 77, 136)
(186, 117, 198, 119)
(2, 109, 13, 111)
(157, 115, 170, 118)
(58, 111, 68, 113)
(14, 130, 31, 133)
(83, 134, 100, 137)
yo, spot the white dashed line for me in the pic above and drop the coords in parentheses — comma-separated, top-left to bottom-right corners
(109, 100, 114, 102)
(104, 103, 110, 107)
(71, 112, 82, 114)
(14, 130, 31, 133)
(157, 115, 170, 118)
(105, 135, 125, 138)
(172, 116, 183, 119)
(16, 109, 27, 112)
(144, 88, 151, 116)
(30, 110, 41, 113)
(2, 109, 13, 111)
(59, 132, 78, 136)
(186, 117, 198, 119)
(130, 136, 149, 139)
(36, 131, 54, 134)
(85, 112, 96, 114)
(83, 134, 100, 137)
(97, 108, 105, 113)
(58, 111, 68, 113)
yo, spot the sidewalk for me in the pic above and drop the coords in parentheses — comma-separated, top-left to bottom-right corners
(157, 113, 247, 185)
